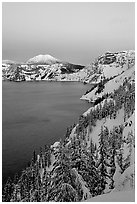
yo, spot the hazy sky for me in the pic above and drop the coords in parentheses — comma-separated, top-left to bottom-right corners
(2, 2, 135, 65)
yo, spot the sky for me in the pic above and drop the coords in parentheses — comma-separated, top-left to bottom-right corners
(2, 2, 135, 65)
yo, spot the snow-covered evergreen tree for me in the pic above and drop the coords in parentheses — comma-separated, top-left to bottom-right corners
(97, 126, 109, 194)
(47, 145, 79, 201)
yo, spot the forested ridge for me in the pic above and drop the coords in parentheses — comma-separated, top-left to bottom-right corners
(2, 51, 135, 202)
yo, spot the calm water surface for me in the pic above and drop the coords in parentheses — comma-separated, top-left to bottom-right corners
(2, 81, 91, 184)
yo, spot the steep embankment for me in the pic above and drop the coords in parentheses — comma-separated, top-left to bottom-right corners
(2, 50, 135, 202)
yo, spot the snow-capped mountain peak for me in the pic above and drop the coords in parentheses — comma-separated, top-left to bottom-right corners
(26, 54, 60, 65)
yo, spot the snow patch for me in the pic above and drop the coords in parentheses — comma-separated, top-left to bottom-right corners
(86, 190, 135, 202)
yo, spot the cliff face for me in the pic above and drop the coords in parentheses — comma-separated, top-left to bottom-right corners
(83, 50, 135, 83)
(81, 50, 135, 101)
(2, 51, 135, 202)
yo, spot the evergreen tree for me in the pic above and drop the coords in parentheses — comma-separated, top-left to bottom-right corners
(47, 145, 79, 201)
(2, 177, 13, 202)
(85, 148, 100, 196)
(108, 129, 116, 189)
(117, 140, 124, 173)
(11, 184, 21, 202)
(97, 126, 109, 194)
(32, 150, 37, 164)
(124, 130, 134, 170)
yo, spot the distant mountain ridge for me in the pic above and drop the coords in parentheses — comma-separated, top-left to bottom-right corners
(2, 54, 77, 66)
(2, 54, 85, 82)
(2, 51, 135, 83)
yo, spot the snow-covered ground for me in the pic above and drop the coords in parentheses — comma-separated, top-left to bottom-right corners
(2, 61, 87, 82)
(86, 190, 135, 202)
(113, 164, 135, 192)
(81, 65, 135, 102)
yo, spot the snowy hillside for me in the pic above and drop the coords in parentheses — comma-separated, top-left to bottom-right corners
(81, 50, 135, 102)
(2, 56, 85, 82)
(84, 50, 135, 84)
(2, 50, 135, 202)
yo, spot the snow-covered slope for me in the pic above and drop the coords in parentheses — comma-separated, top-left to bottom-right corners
(45, 50, 135, 202)
(84, 50, 135, 83)
(68, 50, 135, 201)
(113, 164, 135, 192)
(81, 65, 135, 102)
(86, 190, 135, 202)
(2, 56, 85, 82)
(81, 50, 135, 102)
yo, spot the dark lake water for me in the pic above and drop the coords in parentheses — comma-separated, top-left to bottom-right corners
(2, 81, 91, 184)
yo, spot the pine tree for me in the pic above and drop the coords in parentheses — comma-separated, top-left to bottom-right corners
(85, 149, 100, 196)
(2, 177, 13, 201)
(108, 129, 116, 190)
(53, 183, 78, 202)
(124, 130, 134, 170)
(97, 126, 109, 195)
(11, 184, 21, 202)
(70, 136, 99, 197)
(44, 145, 51, 167)
(13, 173, 19, 185)
(32, 150, 37, 164)
(47, 145, 79, 201)
(40, 171, 49, 201)
(117, 140, 124, 173)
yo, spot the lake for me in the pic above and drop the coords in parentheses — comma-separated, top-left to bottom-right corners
(2, 81, 91, 184)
